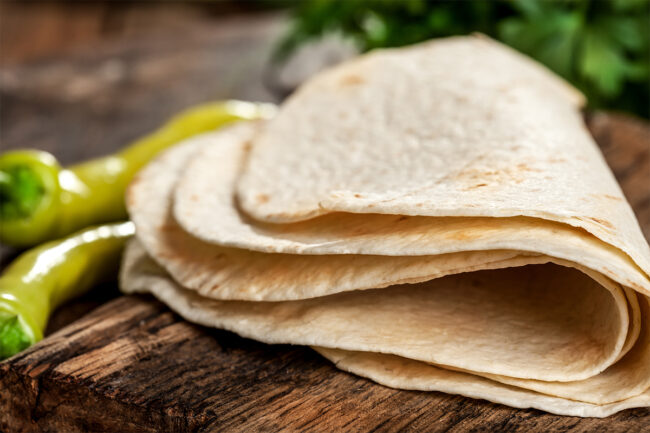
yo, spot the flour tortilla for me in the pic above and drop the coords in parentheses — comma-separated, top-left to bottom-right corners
(122, 35, 650, 416)
(125, 121, 650, 414)
(236, 35, 650, 278)
(128, 132, 539, 302)
(129, 129, 649, 305)
(315, 349, 650, 418)
(120, 241, 650, 417)
(170, 123, 650, 297)
(126, 128, 644, 382)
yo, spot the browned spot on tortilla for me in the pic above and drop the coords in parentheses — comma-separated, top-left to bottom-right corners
(354, 193, 363, 198)
(256, 194, 270, 204)
(273, 211, 299, 219)
(603, 194, 622, 201)
(602, 266, 614, 275)
(190, 194, 199, 202)
(339, 74, 364, 86)
(516, 163, 542, 172)
(581, 216, 615, 230)
(454, 161, 542, 186)
(548, 157, 566, 164)
(446, 230, 475, 241)
(242, 140, 252, 153)
(590, 217, 614, 229)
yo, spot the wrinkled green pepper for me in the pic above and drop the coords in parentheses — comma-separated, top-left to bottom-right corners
(0, 100, 276, 247)
(0, 221, 134, 360)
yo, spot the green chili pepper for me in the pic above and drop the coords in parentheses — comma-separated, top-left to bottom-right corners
(0, 100, 276, 247)
(0, 221, 135, 359)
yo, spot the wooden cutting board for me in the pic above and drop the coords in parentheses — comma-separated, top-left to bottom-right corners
(1, 113, 649, 432)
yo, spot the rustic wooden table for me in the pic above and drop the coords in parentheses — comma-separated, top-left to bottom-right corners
(1, 6, 650, 433)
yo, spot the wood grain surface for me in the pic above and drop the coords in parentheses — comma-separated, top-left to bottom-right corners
(1, 7, 650, 433)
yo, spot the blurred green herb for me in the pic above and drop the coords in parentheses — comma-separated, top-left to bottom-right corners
(275, 0, 650, 118)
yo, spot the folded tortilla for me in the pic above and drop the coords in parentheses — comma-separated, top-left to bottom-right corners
(121, 241, 650, 417)
(235, 36, 650, 279)
(122, 35, 650, 416)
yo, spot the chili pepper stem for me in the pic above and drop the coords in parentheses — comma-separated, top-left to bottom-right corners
(0, 309, 34, 360)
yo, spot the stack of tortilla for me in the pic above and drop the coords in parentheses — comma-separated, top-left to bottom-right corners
(120, 35, 650, 417)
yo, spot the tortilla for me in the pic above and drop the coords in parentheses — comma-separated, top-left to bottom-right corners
(236, 35, 650, 277)
(169, 124, 650, 297)
(122, 35, 650, 416)
(125, 125, 649, 412)
(128, 130, 542, 302)
(120, 241, 650, 417)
